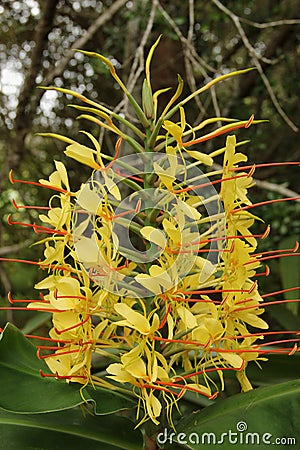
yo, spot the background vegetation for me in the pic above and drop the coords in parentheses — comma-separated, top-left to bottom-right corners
(1, 0, 299, 332)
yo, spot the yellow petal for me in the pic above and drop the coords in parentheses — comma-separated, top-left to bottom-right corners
(65, 143, 100, 169)
(114, 303, 150, 334)
(149, 266, 172, 290)
(178, 199, 201, 220)
(35, 275, 56, 290)
(163, 120, 183, 146)
(77, 184, 101, 214)
(106, 363, 136, 384)
(162, 218, 181, 243)
(148, 391, 162, 418)
(220, 352, 244, 368)
(185, 150, 213, 166)
(121, 348, 147, 378)
(103, 172, 121, 201)
(177, 305, 197, 329)
(239, 312, 269, 329)
(153, 162, 175, 190)
(54, 160, 69, 190)
(192, 326, 210, 344)
(140, 226, 167, 248)
(204, 317, 224, 338)
(75, 234, 99, 264)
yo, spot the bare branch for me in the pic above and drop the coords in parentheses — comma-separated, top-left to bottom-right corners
(10, 0, 129, 170)
(212, 0, 299, 133)
(157, 1, 216, 75)
(239, 17, 300, 29)
(11, 0, 59, 168)
(157, 1, 210, 118)
(43, 0, 128, 85)
(125, 0, 159, 98)
(0, 240, 32, 257)
(253, 179, 300, 201)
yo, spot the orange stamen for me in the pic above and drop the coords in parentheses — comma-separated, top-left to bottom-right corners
(9, 170, 69, 194)
(39, 370, 87, 380)
(102, 137, 121, 171)
(262, 286, 300, 298)
(172, 173, 248, 194)
(12, 199, 50, 211)
(54, 314, 90, 335)
(235, 298, 300, 311)
(158, 304, 171, 330)
(230, 161, 300, 172)
(8, 292, 49, 304)
(255, 265, 270, 277)
(8, 215, 68, 236)
(183, 115, 254, 147)
(37, 347, 81, 359)
(0, 257, 74, 273)
(253, 242, 299, 257)
(232, 197, 300, 212)
(114, 167, 144, 183)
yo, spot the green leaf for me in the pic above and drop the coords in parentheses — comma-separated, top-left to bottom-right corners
(0, 408, 143, 450)
(0, 323, 135, 414)
(247, 353, 300, 386)
(267, 303, 300, 331)
(21, 312, 52, 334)
(163, 380, 300, 449)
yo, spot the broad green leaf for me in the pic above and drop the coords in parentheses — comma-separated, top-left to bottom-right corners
(0, 323, 135, 414)
(21, 312, 52, 334)
(0, 408, 143, 450)
(247, 353, 300, 386)
(164, 379, 300, 449)
(263, 303, 300, 334)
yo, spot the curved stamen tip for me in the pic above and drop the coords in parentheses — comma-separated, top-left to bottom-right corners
(11, 199, 19, 209)
(289, 344, 298, 356)
(248, 281, 257, 294)
(262, 225, 270, 239)
(7, 214, 13, 226)
(54, 327, 63, 336)
(9, 170, 15, 184)
(247, 164, 256, 178)
(7, 292, 13, 304)
(245, 114, 254, 128)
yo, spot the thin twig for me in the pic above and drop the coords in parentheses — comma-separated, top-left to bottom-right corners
(43, 0, 128, 85)
(0, 240, 32, 256)
(157, 1, 211, 119)
(211, 0, 299, 133)
(240, 17, 300, 29)
(124, 0, 158, 102)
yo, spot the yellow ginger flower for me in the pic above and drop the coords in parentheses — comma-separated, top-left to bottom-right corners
(3, 41, 299, 428)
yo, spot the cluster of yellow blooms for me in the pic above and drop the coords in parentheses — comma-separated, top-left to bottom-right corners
(6, 41, 299, 426)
